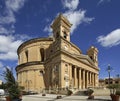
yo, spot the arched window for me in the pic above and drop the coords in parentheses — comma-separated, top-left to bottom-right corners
(25, 50, 28, 62)
(18, 55, 20, 64)
(40, 48, 45, 62)
(63, 31, 67, 39)
(90, 56, 93, 60)
(39, 70, 44, 76)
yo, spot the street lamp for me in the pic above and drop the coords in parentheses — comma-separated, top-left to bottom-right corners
(107, 64, 112, 87)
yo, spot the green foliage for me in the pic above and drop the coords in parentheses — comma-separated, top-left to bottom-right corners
(67, 89, 73, 95)
(3, 67, 21, 100)
(0, 83, 7, 89)
(107, 84, 120, 95)
(8, 84, 21, 99)
(87, 89, 94, 95)
(19, 86, 25, 91)
(115, 90, 120, 95)
(107, 84, 120, 89)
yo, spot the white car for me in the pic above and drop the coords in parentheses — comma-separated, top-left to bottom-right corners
(0, 89, 5, 96)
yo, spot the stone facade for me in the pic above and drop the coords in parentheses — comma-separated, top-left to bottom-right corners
(16, 14, 99, 92)
(0, 80, 2, 85)
(99, 78, 120, 88)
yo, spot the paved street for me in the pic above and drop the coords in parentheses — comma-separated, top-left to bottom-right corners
(0, 94, 113, 101)
(22, 94, 112, 101)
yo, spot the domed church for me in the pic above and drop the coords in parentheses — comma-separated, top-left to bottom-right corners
(16, 14, 99, 93)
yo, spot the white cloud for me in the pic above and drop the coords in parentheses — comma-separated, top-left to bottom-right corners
(62, 0, 79, 10)
(98, 0, 111, 5)
(62, 0, 94, 34)
(0, 62, 3, 68)
(44, 25, 51, 33)
(43, 25, 52, 36)
(44, 0, 94, 35)
(0, 0, 26, 34)
(0, 35, 23, 60)
(0, 11, 16, 24)
(0, 52, 18, 60)
(0, 26, 9, 34)
(97, 29, 120, 47)
(6, 0, 25, 13)
(0, 0, 27, 61)
(14, 34, 31, 41)
(63, 10, 94, 34)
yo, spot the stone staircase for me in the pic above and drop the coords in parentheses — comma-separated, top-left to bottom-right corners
(72, 89, 87, 96)
(72, 88, 110, 96)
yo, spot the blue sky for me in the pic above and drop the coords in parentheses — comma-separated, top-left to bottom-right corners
(0, 0, 120, 81)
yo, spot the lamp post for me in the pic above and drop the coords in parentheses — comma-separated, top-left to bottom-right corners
(107, 64, 111, 87)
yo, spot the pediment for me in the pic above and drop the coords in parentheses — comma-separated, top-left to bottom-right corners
(77, 55, 95, 66)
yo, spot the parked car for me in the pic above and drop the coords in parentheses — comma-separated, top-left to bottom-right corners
(0, 89, 5, 96)
(27, 91, 38, 95)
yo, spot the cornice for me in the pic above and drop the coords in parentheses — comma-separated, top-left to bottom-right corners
(16, 61, 44, 71)
(60, 49, 99, 71)
(17, 37, 53, 54)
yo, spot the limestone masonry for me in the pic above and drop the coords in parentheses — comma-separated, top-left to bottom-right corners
(16, 14, 99, 93)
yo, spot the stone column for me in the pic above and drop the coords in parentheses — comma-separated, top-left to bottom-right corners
(69, 64, 72, 88)
(74, 67, 77, 88)
(19, 72, 21, 84)
(23, 71, 25, 88)
(89, 72, 91, 87)
(21, 72, 23, 86)
(25, 71, 27, 91)
(94, 73, 96, 87)
(82, 69, 85, 89)
(34, 70, 36, 91)
(86, 71, 89, 88)
(59, 62, 63, 88)
(95, 74, 98, 87)
(79, 68, 81, 89)
(71, 66, 74, 89)
(93, 73, 95, 87)
(91, 73, 94, 87)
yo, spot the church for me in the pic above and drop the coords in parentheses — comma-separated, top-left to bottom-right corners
(16, 14, 99, 93)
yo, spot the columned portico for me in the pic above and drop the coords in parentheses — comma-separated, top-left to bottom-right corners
(16, 14, 99, 93)
(68, 66, 99, 90)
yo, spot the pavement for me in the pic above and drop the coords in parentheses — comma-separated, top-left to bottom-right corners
(0, 94, 113, 101)
(22, 94, 112, 101)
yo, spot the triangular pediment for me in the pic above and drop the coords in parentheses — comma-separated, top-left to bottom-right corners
(75, 54, 95, 66)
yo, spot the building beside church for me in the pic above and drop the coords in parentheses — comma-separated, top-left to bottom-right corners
(99, 77, 120, 88)
(0, 80, 2, 85)
(16, 14, 99, 93)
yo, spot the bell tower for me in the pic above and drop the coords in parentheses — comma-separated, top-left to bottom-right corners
(51, 14, 72, 41)
(87, 46, 98, 67)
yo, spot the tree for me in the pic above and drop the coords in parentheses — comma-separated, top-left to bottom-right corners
(3, 67, 22, 100)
